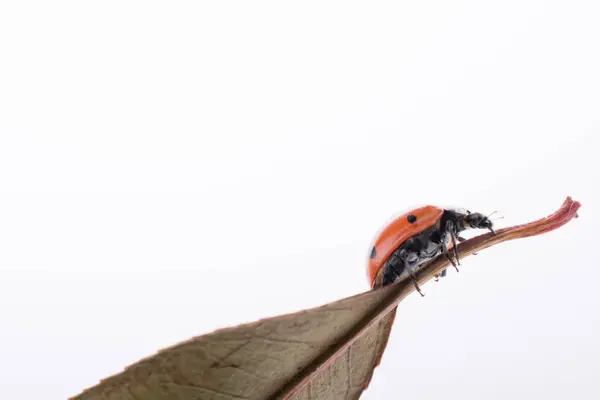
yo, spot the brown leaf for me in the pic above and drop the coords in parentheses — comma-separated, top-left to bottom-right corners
(71, 197, 581, 400)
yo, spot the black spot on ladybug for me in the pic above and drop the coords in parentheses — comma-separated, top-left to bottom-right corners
(407, 214, 417, 224)
(370, 246, 377, 259)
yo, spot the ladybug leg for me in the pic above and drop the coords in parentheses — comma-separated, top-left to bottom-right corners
(403, 255, 425, 296)
(406, 266, 425, 297)
(443, 248, 457, 267)
(381, 251, 423, 295)
(443, 248, 459, 273)
(381, 258, 404, 287)
(445, 220, 461, 268)
(435, 268, 447, 281)
(450, 232, 460, 266)
(440, 231, 460, 273)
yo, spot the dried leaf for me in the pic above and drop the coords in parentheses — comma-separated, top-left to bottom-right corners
(71, 197, 581, 400)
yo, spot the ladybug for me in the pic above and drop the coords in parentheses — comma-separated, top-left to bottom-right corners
(367, 205, 496, 295)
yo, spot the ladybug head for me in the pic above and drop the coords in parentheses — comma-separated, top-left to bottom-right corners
(464, 212, 496, 234)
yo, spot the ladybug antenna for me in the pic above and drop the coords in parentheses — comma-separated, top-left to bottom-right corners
(487, 210, 504, 221)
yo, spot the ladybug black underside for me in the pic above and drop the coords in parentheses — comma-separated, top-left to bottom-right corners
(381, 209, 469, 286)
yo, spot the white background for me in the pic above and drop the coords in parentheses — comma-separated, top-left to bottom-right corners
(1, 1, 599, 399)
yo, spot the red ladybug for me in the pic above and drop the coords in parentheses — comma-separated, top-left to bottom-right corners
(367, 205, 495, 294)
